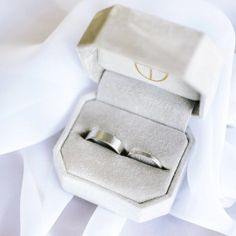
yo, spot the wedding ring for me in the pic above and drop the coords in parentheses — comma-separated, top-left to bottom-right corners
(128, 148, 168, 170)
(85, 128, 168, 170)
(85, 128, 125, 154)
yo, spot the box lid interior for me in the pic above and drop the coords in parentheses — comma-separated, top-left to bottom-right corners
(77, 4, 222, 117)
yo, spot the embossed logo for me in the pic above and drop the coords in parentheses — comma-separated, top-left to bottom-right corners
(134, 63, 168, 82)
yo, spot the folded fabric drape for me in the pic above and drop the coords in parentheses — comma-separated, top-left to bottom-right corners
(1, 0, 236, 235)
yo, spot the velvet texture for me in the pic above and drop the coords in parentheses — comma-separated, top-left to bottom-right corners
(78, 5, 222, 117)
(61, 71, 193, 203)
(54, 3, 223, 222)
(98, 71, 194, 131)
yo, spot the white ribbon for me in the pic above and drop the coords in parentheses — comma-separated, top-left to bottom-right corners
(20, 134, 73, 236)
(1, 0, 236, 235)
(82, 208, 126, 236)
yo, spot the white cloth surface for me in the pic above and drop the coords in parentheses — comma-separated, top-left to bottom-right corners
(1, 0, 236, 236)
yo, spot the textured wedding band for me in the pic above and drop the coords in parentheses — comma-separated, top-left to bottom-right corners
(85, 128, 125, 155)
(128, 149, 168, 170)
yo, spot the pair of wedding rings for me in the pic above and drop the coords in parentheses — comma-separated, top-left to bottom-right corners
(85, 128, 168, 170)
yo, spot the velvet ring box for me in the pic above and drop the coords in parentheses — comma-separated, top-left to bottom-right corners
(53, 5, 222, 222)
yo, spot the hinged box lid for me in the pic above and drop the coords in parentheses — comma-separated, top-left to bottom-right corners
(77, 4, 222, 117)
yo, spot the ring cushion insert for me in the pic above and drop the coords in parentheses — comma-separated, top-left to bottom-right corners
(61, 70, 194, 203)
(98, 71, 195, 131)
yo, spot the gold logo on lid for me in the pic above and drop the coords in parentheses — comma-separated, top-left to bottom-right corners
(134, 63, 168, 82)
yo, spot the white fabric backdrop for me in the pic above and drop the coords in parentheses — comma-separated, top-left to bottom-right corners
(1, 0, 236, 235)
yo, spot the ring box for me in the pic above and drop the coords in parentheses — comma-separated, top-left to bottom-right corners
(53, 5, 222, 222)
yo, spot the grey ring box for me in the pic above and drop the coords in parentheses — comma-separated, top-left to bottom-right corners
(53, 5, 222, 222)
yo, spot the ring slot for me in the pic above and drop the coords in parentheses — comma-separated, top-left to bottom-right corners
(84, 128, 169, 170)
